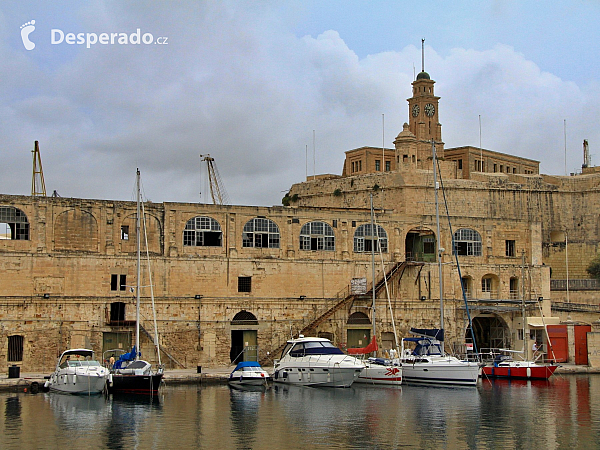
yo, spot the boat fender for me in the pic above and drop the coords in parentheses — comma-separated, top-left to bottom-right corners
(274, 371, 279, 380)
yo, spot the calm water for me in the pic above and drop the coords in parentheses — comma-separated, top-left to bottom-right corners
(1, 375, 599, 449)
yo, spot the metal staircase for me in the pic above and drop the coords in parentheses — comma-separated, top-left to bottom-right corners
(261, 261, 410, 364)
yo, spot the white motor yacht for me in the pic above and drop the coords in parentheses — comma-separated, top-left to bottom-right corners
(44, 349, 110, 395)
(400, 336, 479, 386)
(273, 336, 364, 387)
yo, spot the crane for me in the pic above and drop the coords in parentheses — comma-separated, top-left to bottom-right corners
(200, 154, 229, 205)
(31, 140, 46, 197)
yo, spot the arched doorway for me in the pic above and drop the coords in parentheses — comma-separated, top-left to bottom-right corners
(230, 310, 259, 363)
(468, 315, 510, 351)
(347, 312, 371, 349)
(405, 228, 436, 262)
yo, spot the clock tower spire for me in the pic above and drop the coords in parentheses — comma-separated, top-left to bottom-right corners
(407, 39, 444, 160)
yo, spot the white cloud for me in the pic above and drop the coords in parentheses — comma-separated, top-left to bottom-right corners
(1, 2, 598, 205)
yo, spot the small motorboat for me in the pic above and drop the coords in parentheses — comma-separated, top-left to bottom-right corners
(481, 353, 558, 380)
(44, 349, 110, 395)
(229, 361, 270, 386)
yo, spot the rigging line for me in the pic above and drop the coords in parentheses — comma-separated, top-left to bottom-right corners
(372, 212, 399, 351)
(435, 156, 479, 358)
(141, 193, 162, 366)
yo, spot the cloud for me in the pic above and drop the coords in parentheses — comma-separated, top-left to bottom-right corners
(0, 2, 598, 206)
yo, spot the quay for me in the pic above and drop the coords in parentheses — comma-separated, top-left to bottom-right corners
(0, 364, 597, 393)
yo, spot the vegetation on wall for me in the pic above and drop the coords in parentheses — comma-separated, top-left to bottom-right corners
(586, 254, 600, 279)
(333, 188, 342, 197)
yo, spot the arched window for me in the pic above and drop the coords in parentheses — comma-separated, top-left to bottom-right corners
(230, 310, 259, 325)
(353, 224, 387, 253)
(242, 218, 280, 248)
(300, 221, 335, 251)
(183, 216, 222, 247)
(453, 228, 482, 256)
(0, 206, 29, 240)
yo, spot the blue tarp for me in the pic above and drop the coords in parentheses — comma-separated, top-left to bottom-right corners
(410, 328, 444, 341)
(113, 346, 139, 370)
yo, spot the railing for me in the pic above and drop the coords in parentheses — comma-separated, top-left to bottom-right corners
(552, 302, 600, 313)
(551, 279, 600, 291)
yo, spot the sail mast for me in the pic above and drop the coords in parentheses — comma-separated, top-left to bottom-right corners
(136, 169, 141, 360)
(432, 140, 444, 353)
(370, 193, 376, 355)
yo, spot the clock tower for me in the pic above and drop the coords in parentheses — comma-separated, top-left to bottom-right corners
(407, 40, 444, 160)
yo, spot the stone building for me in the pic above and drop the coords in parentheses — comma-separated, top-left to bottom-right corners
(1, 68, 599, 373)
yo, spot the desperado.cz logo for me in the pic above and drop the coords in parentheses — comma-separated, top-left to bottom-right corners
(20, 19, 168, 50)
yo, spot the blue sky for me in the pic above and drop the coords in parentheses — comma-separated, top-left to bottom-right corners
(1, 1, 599, 206)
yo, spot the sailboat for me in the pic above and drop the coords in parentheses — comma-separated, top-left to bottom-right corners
(400, 141, 480, 386)
(106, 169, 164, 395)
(351, 194, 402, 386)
(481, 255, 558, 380)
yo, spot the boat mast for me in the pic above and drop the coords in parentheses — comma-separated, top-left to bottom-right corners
(521, 251, 527, 354)
(136, 169, 141, 360)
(370, 193, 376, 356)
(432, 140, 444, 353)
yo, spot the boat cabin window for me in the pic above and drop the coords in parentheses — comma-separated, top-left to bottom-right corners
(289, 341, 344, 357)
(413, 340, 443, 356)
(280, 343, 294, 359)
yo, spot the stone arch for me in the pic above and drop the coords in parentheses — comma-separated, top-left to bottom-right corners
(405, 227, 436, 262)
(481, 273, 500, 299)
(468, 314, 511, 351)
(346, 311, 371, 349)
(120, 212, 162, 254)
(230, 310, 259, 363)
(54, 209, 98, 252)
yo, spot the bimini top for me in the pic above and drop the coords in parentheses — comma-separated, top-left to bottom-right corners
(233, 361, 262, 370)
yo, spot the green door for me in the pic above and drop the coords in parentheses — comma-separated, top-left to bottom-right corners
(347, 329, 370, 349)
(242, 330, 258, 361)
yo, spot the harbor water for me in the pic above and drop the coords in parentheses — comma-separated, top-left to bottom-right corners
(1, 375, 599, 449)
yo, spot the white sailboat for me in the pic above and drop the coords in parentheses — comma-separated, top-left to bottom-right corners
(400, 141, 479, 386)
(106, 169, 164, 395)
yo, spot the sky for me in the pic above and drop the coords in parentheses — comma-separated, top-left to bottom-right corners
(1, 1, 600, 206)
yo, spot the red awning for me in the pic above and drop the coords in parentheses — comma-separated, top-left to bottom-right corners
(347, 336, 378, 355)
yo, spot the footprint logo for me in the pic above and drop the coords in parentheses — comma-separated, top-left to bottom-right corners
(20, 20, 36, 50)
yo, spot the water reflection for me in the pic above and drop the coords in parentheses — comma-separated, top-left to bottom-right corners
(229, 385, 267, 449)
(0, 375, 598, 449)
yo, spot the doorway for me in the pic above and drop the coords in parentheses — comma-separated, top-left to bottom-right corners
(230, 330, 258, 363)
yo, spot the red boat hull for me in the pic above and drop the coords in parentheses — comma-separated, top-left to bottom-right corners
(482, 364, 557, 380)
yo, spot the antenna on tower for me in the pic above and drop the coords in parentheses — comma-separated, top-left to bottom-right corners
(31, 141, 46, 197)
(421, 38, 425, 72)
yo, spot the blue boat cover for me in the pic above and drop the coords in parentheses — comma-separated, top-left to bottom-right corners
(234, 361, 261, 369)
(113, 346, 139, 370)
(410, 328, 444, 341)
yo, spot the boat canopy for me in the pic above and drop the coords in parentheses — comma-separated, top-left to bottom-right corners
(233, 361, 262, 370)
(347, 336, 378, 355)
(410, 327, 444, 341)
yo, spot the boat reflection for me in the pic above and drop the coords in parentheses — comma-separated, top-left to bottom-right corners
(228, 385, 267, 449)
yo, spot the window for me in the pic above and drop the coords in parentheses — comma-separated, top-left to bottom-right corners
(242, 218, 280, 248)
(110, 302, 126, 322)
(300, 221, 335, 251)
(111, 274, 127, 291)
(375, 160, 381, 171)
(506, 240, 515, 257)
(385, 161, 391, 171)
(353, 224, 388, 253)
(457, 159, 462, 169)
(120, 225, 129, 240)
(453, 228, 482, 256)
(238, 276, 252, 293)
(8, 335, 24, 362)
(423, 237, 435, 254)
(482, 277, 492, 293)
(494, 164, 497, 172)
(183, 216, 222, 247)
(0, 206, 29, 240)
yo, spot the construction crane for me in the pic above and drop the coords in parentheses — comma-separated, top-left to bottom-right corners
(31, 140, 46, 197)
(200, 154, 229, 205)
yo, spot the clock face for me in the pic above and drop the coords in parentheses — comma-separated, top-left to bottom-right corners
(411, 104, 420, 117)
(425, 103, 435, 117)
